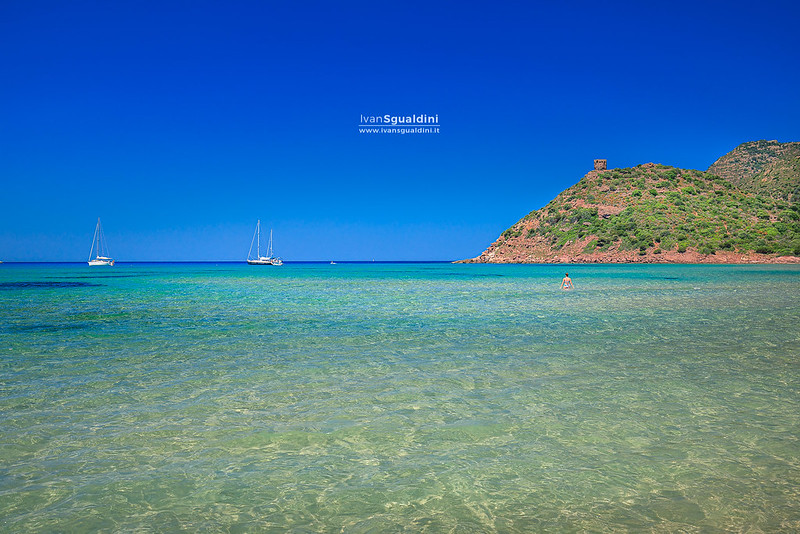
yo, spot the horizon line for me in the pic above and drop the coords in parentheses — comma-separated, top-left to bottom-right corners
(0, 260, 459, 264)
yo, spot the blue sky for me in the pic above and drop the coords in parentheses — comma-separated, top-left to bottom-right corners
(2, 0, 799, 261)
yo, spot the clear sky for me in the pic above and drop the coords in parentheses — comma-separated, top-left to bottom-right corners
(2, 0, 799, 261)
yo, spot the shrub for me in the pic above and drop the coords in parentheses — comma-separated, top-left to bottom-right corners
(677, 243, 688, 253)
(567, 207, 598, 223)
(636, 233, 654, 248)
(781, 210, 799, 221)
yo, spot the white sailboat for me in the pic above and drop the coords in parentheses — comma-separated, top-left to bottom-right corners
(247, 220, 283, 266)
(88, 218, 114, 266)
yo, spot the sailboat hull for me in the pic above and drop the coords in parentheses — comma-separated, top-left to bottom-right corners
(88, 259, 114, 266)
(247, 258, 281, 265)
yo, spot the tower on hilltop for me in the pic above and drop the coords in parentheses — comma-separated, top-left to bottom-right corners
(594, 159, 607, 171)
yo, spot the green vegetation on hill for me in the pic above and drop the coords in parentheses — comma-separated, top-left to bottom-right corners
(708, 140, 800, 202)
(513, 163, 800, 256)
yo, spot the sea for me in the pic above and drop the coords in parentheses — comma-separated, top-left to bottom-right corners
(1, 262, 799, 532)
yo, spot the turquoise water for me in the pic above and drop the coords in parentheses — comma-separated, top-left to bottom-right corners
(2, 262, 800, 532)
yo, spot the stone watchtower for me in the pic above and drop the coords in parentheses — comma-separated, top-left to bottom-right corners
(594, 159, 607, 171)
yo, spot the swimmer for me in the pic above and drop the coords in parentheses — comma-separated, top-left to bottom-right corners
(560, 273, 574, 290)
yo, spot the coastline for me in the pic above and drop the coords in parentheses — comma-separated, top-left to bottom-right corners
(456, 249, 800, 265)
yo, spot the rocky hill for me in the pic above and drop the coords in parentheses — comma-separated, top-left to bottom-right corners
(461, 143, 800, 263)
(708, 140, 800, 202)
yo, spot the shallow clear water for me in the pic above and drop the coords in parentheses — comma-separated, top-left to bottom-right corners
(1, 262, 800, 532)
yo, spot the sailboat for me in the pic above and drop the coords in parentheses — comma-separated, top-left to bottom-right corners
(247, 220, 283, 266)
(88, 218, 114, 266)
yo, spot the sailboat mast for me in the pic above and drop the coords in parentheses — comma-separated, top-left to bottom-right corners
(89, 219, 99, 261)
(99, 218, 109, 258)
(257, 220, 261, 258)
(268, 229, 273, 257)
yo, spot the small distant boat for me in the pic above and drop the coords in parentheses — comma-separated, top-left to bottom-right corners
(247, 220, 283, 266)
(330, 261, 336, 265)
(88, 218, 114, 266)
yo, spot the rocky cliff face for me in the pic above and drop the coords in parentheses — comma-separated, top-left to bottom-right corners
(460, 148, 800, 264)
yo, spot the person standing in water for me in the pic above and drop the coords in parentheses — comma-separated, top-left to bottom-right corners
(560, 273, 574, 290)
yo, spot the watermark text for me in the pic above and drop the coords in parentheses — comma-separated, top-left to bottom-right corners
(359, 113, 440, 134)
